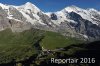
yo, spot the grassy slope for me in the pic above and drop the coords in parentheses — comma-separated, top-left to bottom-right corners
(40, 31, 84, 50)
(0, 28, 84, 64)
(0, 29, 43, 64)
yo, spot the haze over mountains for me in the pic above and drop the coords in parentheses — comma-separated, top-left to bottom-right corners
(0, 2, 100, 41)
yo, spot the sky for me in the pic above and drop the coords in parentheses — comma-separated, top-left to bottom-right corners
(0, 0, 100, 12)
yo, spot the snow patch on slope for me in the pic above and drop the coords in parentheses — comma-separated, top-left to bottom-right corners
(15, 2, 41, 14)
(20, 11, 46, 25)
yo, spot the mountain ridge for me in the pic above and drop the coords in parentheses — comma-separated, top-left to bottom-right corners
(0, 2, 100, 41)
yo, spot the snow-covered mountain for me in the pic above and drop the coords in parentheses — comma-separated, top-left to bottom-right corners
(46, 6, 100, 41)
(0, 2, 100, 41)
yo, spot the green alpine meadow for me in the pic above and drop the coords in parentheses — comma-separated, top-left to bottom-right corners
(0, 28, 84, 64)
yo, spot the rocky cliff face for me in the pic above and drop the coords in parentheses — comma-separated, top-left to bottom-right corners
(0, 5, 32, 32)
(0, 2, 100, 41)
(0, 6, 9, 31)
